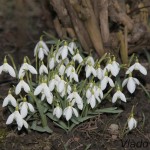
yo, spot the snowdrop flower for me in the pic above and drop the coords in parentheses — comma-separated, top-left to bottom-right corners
(0, 57, 16, 77)
(68, 41, 77, 51)
(19, 97, 34, 118)
(126, 59, 147, 75)
(49, 75, 61, 91)
(86, 88, 101, 108)
(103, 57, 120, 77)
(39, 62, 48, 75)
(57, 78, 66, 93)
(101, 73, 115, 90)
(15, 78, 30, 95)
(6, 107, 28, 130)
(53, 104, 62, 119)
(112, 87, 126, 103)
(65, 65, 78, 82)
(49, 52, 56, 69)
(18, 58, 37, 79)
(85, 65, 97, 78)
(85, 56, 95, 66)
(60, 84, 71, 98)
(34, 80, 53, 104)
(58, 64, 65, 76)
(112, 57, 120, 73)
(63, 103, 78, 121)
(73, 52, 83, 63)
(96, 65, 103, 80)
(95, 85, 103, 99)
(2, 90, 17, 107)
(34, 40, 49, 60)
(128, 116, 137, 130)
(56, 41, 74, 60)
(122, 74, 140, 94)
(67, 90, 83, 110)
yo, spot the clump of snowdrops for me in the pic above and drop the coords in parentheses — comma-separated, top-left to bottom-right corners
(0, 38, 147, 133)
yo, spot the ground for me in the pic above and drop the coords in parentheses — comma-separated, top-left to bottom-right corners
(0, 1, 150, 150)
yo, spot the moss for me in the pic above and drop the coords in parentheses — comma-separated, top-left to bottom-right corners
(0, 128, 8, 143)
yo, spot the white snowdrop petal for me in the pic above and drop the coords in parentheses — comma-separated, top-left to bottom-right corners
(46, 93, 53, 104)
(49, 80, 55, 91)
(122, 79, 128, 87)
(62, 46, 68, 59)
(2, 97, 9, 107)
(65, 107, 72, 121)
(112, 92, 118, 103)
(27, 103, 35, 112)
(126, 65, 135, 74)
(10, 96, 17, 107)
(86, 66, 91, 78)
(108, 78, 115, 87)
(15, 82, 22, 95)
(6, 113, 15, 124)
(23, 120, 28, 129)
(49, 58, 55, 70)
(73, 73, 79, 82)
(16, 112, 23, 129)
(127, 78, 135, 93)
(0, 66, 3, 74)
(38, 48, 44, 60)
(101, 77, 108, 90)
(27, 64, 37, 74)
(21, 103, 28, 118)
(7, 64, 16, 77)
(72, 108, 78, 117)
(34, 85, 43, 95)
(119, 92, 126, 102)
(138, 64, 147, 75)
(23, 81, 30, 93)
(133, 78, 140, 85)
(90, 95, 96, 108)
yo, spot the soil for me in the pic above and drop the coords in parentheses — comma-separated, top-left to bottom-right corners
(0, 1, 150, 150)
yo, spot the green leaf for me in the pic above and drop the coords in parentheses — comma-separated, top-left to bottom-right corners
(47, 113, 58, 122)
(53, 122, 68, 132)
(31, 121, 52, 133)
(93, 107, 123, 114)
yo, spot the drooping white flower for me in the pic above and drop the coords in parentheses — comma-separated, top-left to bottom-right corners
(53, 105, 62, 119)
(86, 88, 101, 108)
(68, 41, 77, 52)
(67, 91, 83, 110)
(111, 57, 120, 76)
(112, 88, 126, 103)
(85, 65, 97, 78)
(95, 85, 103, 99)
(58, 64, 65, 76)
(63, 103, 78, 121)
(57, 78, 66, 93)
(73, 53, 83, 63)
(56, 41, 74, 61)
(34, 81, 53, 104)
(126, 61, 147, 75)
(49, 55, 56, 70)
(122, 75, 140, 94)
(34, 40, 49, 60)
(65, 65, 78, 82)
(39, 62, 48, 75)
(101, 74, 115, 90)
(2, 91, 17, 107)
(49, 75, 61, 91)
(6, 109, 27, 130)
(0, 57, 16, 77)
(19, 98, 35, 118)
(60, 84, 71, 98)
(18, 58, 37, 79)
(85, 56, 95, 66)
(15, 78, 30, 95)
(96, 65, 103, 80)
(128, 116, 137, 130)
